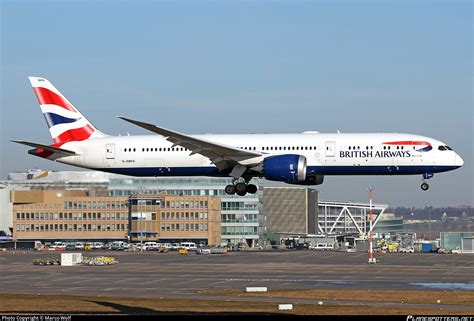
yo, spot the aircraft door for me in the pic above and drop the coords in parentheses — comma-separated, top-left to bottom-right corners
(105, 144, 115, 167)
(325, 141, 336, 157)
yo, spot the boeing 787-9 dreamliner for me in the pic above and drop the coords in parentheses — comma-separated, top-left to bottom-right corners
(12, 77, 464, 196)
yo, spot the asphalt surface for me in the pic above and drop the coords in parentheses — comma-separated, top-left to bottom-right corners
(1, 249, 473, 300)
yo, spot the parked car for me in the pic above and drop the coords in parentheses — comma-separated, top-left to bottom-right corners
(92, 242, 104, 250)
(452, 247, 462, 254)
(345, 246, 356, 253)
(65, 244, 77, 250)
(75, 242, 85, 250)
(295, 243, 309, 250)
(312, 243, 334, 251)
(144, 242, 160, 251)
(399, 247, 415, 253)
(196, 247, 211, 255)
(49, 242, 67, 250)
(34, 241, 44, 251)
(180, 242, 197, 251)
(111, 241, 127, 251)
(170, 243, 181, 250)
(159, 243, 172, 249)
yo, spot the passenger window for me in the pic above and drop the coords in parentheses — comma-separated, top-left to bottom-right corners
(438, 146, 446, 151)
(445, 146, 453, 151)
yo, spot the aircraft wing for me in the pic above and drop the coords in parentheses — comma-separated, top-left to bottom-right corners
(11, 140, 77, 156)
(118, 117, 262, 171)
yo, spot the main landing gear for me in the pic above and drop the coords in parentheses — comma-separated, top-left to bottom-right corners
(420, 173, 433, 191)
(225, 180, 258, 196)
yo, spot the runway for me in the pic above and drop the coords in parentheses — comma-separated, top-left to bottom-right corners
(1, 250, 473, 299)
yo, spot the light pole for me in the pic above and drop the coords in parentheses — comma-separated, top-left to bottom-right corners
(368, 187, 377, 264)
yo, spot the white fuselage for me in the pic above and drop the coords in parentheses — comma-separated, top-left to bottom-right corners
(56, 132, 463, 178)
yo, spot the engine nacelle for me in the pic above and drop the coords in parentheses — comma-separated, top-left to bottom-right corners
(287, 174, 324, 186)
(262, 154, 307, 183)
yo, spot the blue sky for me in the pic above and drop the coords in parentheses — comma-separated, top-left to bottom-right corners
(1, 0, 472, 207)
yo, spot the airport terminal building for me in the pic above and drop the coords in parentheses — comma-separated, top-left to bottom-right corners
(2, 170, 261, 246)
(11, 190, 221, 245)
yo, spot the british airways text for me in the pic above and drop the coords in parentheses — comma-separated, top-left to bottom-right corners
(340, 150, 411, 158)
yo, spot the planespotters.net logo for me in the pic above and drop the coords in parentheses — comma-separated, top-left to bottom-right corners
(407, 317, 474, 321)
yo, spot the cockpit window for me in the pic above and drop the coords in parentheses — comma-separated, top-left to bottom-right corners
(445, 146, 453, 151)
(438, 146, 447, 151)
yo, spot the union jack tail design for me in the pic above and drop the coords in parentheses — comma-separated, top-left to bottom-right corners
(28, 77, 105, 146)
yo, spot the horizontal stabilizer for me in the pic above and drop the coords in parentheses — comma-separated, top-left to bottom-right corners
(11, 140, 77, 156)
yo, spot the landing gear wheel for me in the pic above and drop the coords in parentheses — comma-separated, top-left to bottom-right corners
(235, 182, 247, 196)
(246, 184, 258, 194)
(225, 184, 236, 195)
(421, 182, 429, 191)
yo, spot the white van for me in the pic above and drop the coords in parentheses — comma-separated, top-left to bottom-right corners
(312, 243, 334, 251)
(144, 242, 160, 251)
(180, 242, 197, 251)
(50, 241, 66, 249)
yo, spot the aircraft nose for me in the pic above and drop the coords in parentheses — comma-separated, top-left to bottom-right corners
(455, 153, 464, 167)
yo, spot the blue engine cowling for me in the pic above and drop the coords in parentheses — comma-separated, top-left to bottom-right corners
(287, 174, 324, 186)
(262, 154, 307, 183)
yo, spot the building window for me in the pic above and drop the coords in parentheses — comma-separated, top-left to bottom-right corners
(185, 224, 189, 231)
(161, 224, 165, 232)
(166, 224, 170, 231)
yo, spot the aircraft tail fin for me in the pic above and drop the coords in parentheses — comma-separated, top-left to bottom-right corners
(28, 76, 107, 146)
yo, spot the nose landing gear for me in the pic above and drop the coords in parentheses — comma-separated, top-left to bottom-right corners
(420, 173, 433, 191)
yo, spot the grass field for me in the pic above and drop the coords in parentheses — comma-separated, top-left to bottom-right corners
(0, 291, 472, 315)
(200, 288, 474, 306)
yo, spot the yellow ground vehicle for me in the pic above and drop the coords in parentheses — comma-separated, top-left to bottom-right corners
(84, 243, 93, 251)
(388, 243, 399, 253)
(179, 248, 188, 255)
